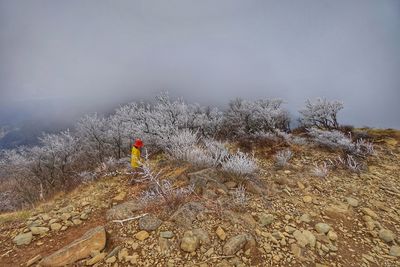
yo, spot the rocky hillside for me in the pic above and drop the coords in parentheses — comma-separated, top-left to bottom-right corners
(0, 129, 399, 267)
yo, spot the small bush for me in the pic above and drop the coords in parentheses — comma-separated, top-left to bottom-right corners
(136, 152, 194, 209)
(274, 149, 293, 168)
(308, 128, 374, 157)
(312, 162, 329, 178)
(222, 151, 258, 177)
(232, 185, 247, 209)
(330, 155, 364, 173)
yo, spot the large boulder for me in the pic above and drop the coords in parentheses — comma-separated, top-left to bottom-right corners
(39, 226, 106, 267)
(106, 201, 143, 221)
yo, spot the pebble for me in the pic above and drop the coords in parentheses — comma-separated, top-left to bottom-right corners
(378, 229, 395, 243)
(303, 196, 313, 203)
(389, 246, 400, 257)
(216, 226, 226, 240)
(135, 230, 150, 241)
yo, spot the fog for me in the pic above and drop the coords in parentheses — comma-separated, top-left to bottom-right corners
(1, 0, 399, 128)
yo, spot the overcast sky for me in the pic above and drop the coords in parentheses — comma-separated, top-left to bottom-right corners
(0, 0, 399, 128)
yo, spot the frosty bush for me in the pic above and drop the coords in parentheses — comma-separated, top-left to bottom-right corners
(222, 151, 258, 176)
(308, 128, 353, 151)
(333, 155, 364, 173)
(308, 128, 374, 157)
(312, 162, 329, 178)
(232, 185, 247, 209)
(136, 153, 194, 209)
(223, 98, 290, 137)
(354, 139, 375, 156)
(274, 149, 293, 168)
(299, 98, 343, 129)
(164, 130, 229, 168)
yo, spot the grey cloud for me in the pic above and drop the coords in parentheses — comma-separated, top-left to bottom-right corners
(0, 0, 399, 128)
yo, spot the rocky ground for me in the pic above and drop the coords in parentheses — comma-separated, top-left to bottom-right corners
(0, 130, 399, 267)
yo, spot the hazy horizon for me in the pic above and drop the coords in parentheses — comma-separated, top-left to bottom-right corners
(1, 0, 399, 129)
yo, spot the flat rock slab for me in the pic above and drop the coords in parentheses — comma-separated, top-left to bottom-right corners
(106, 201, 143, 221)
(39, 226, 106, 267)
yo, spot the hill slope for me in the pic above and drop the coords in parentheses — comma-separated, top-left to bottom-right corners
(0, 130, 399, 267)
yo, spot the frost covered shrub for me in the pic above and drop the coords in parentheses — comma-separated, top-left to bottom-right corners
(274, 149, 293, 168)
(312, 162, 329, 178)
(308, 128, 353, 151)
(202, 138, 229, 166)
(299, 98, 343, 130)
(136, 153, 194, 209)
(164, 130, 229, 168)
(222, 151, 258, 176)
(308, 128, 374, 157)
(223, 98, 290, 137)
(333, 155, 364, 173)
(354, 139, 375, 156)
(232, 185, 247, 209)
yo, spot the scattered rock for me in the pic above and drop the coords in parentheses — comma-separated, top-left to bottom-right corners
(135, 230, 150, 241)
(106, 201, 143, 221)
(160, 231, 174, 239)
(302, 230, 316, 247)
(303, 195, 313, 203)
(39, 226, 106, 267)
(378, 229, 395, 243)
(138, 214, 162, 231)
(361, 208, 378, 220)
(315, 223, 331, 234)
(180, 231, 199, 252)
(50, 223, 62, 231)
(216, 226, 227, 240)
(346, 197, 359, 207)
(223, 234, 247, 255)
(300, 213, 312, 223)
(324, 203, 349, 218)
(389, 246, 400, 257)
(13, 232, 33, 246)
(258, 213, 274, 226)
(72, 219, 82, 225)
(170, 202, 205, 228)
(30, 226, 49, 235)
(327, 231, 338, 241)
(193, 228, 210, 244)
(293, 230, 308, 248)
(291, 243, 302, 258)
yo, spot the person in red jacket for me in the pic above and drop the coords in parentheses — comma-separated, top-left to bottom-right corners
(131, 139, 143, 168)
(130, 139, 144, 184)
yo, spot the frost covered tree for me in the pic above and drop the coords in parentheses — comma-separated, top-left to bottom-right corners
(76, 113, 110, 163)
(223, 98, 290, 136)
(299, 98, 343, 130)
